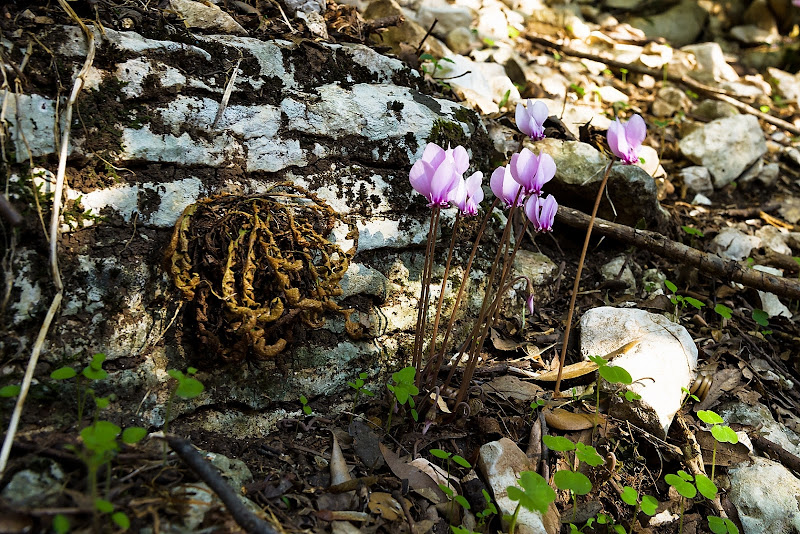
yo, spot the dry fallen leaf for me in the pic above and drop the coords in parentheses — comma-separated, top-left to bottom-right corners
(379, 443, 446, 503)
(543, 407, 602, 431)
(368, 492, 407, 521)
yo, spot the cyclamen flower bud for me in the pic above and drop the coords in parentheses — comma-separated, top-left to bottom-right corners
(607, 114, 647, 165)
(515, 99, 548, 140)
(526, 294, 535, 316)
(409, 143, 465, 207)
(525, 194, 558, 232)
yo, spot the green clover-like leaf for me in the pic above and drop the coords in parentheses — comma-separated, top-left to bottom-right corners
(665, 473, 696, 499)
(507, 471, 556, 515)
(122, 426, 147, 444)
(430, 448, 451, 460)
(697, 410, 724, 425)
(620, 486, 638, 506)
(542, 435, 575, 452)
(695, 473, 718, 500)
(575, 443, 604, 467)
(0, 385, 21, 398)
(714, 304, 732, 319)
(553, 470, 592, 495)
(598, 365, 633, 385)
(50, 367, 77, 380)
(640, 495, 658, 516)
(711, 425, 739, 444)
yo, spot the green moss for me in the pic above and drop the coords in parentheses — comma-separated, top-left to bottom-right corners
(427, 118, 468, 148)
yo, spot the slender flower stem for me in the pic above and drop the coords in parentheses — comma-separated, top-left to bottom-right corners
(425, 198, 499, 389)
(554, 160, 614, 397)
(443, 193, 520, 391)
(413, 207, 440, 376)
(455, 215, 530, 407)
(423, 213, 461, 385)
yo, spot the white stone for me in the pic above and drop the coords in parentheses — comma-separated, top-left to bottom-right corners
(691, 193, 712, 206)
(437, 55, 519, 114)
(416, 0, 475, 36)
(340, 263, 390, 299)
(679, 115, 767, 188)
(768, 67, 800, 103)
(718, 402, 800, 457)
(680, 42, 739, 84)
(168, 0, 247, 34)
(579, 307, 698, 437)
(600, 255, 636, 292)
(513, 250, 558, 286)
(728, 457, 800, 534)
(477, 438, 547, 534)
(709, 227, 761, 261)
(680, 166, 714, 195)
(755, 226, 792, 256)
(752, 265, 792, 319)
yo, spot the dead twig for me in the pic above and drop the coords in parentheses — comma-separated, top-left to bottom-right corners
(0, 0, 95, 477)
(154, 433, 280, 534)
(556, 206, 800, 300)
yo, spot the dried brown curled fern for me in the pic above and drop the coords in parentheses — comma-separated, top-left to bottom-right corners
(165, 183, 360, 362)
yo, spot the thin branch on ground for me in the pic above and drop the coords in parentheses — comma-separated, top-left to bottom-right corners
(556, 205, 800, 300)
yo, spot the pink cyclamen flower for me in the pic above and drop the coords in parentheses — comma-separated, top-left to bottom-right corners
(490, 164, 524, 209)
(607, 114, 647, 165)
(510, 148, 556, 196)
(409, 143, 465, 206)
(448, 171, 485, 216)
(516, 99, 549, 140)
(525, 194, 558, 232)
(526, 294, 535, 315)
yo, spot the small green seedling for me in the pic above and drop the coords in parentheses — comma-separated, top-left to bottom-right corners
(620, 486, 658, 534)
(697, 409, 738, 480)
(299, 395, 312, 416)
(347, 371, 374, 423)
(163, 368, 204, 454)
(506, 471, 556, 534)
(386, 366, 419, 428)
(620, 67, 629, 84)
(587, 356, 637, 433)
(665, 470, 697, 534)
(474, 489, 498, 530)
(542, 435, 600, 522)
(681, 226, 704, 238)
(680, 386, 699, 409)
(498, 89, 511, 109)
(51, 353, 109, 423)
(708, 515, 739, 534)
(430, 448, 472, 522)
(52, 514, 70, 534)
(665, 280, 705, 322)
(752, 308, 771, 334)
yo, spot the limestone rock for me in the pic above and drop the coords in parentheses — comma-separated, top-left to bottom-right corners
(652, 86, 691, 117)
(168, 0, 247, 34)
(681, 42, 740, 84)
(680, 166, 714, 196)
(513, 250, 558, 286)
(628, 0, 707, 47)
(600, 255, 636, 292)
(709, 227, 762, 261)
(692, 99, 739, 120)
(477, 438, 549, 534)
(768, 67, 800, 103)
(679, 115, 767, 188)
(753, 265, 793, 318)
(0, 458, 65, 507)
(437, 54, 520, 114)
(728, 457, 800, 533)
(579, 307, 698, 437)
(363, 0, 449, 57)
(416, 0, 475, 37)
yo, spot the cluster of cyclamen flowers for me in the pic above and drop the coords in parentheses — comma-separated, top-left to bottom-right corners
(410, 99, 647, 228)
(406, 99, 647, 399)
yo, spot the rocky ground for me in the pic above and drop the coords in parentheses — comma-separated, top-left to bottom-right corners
(2, 0, 800, 533)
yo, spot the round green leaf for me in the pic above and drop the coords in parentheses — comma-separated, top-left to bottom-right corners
(112, 511, 130, 530)
(664, 474, 696, 499)
(598, 365, 632, 385)
(711, 425, 739, 444)
(122, 426, 147, 444)
(695, 474, 718, 500)
(94, 498, 114, 513)
(752, 309, 769, 327)
(52, 514, 70, 534)
(620, 486, 638, 506)
(640, 495, 658, 516)
(511, 471, 556, 515)
(175, 377, 204, 399)
(575, 443, 604, 467)
(0, 385, 21, 398)
(708, 516, 727, 534)
(89, 353, 107, 370)
(167, 369, 184, 381)
(95, 397, 110, 410)
(50, 367, 77, 380)
(714, 304, 732, 319)
(553, 470, 592, 495)
(82, 367, 108, 381)
(542, 435, 575, 452)
(697, 410, 724, 425)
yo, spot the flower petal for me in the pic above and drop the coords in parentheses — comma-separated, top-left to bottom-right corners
(409, 160, 434, 198)
(531, 100, 549, 127)
(624, 114, 647, 148)
(515, 101, 533, 138)
(450, 145, 470, 175)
